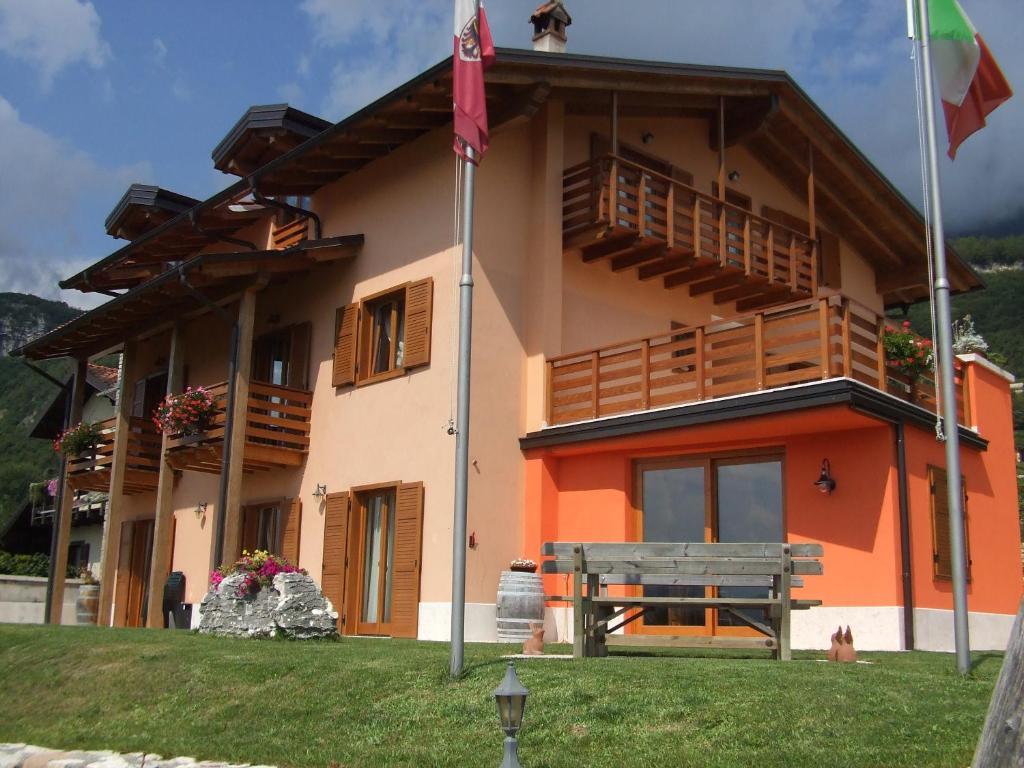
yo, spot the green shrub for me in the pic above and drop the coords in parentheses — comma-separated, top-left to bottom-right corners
(0, 551, 78, 579)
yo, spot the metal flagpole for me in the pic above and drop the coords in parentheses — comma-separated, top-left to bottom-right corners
(449, 135, 478, 679)
(913, 0, 971, 674)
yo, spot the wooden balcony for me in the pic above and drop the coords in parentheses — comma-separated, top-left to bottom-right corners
(563, 155, 818, 311)
(165, 381, 312, 474)
(67, 418, 161, 495)
(272, 217, 309, 250)
(546, 296, 966, 427)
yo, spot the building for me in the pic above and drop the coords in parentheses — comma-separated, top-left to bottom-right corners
(13, 13, 1022, 649)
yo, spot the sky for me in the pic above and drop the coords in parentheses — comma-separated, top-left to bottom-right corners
(0, 0, 1019, 308)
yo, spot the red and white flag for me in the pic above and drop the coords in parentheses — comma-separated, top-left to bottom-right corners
(453, 0, 495, 162)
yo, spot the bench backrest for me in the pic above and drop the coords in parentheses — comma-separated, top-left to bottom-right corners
(541, 542, 823, 579)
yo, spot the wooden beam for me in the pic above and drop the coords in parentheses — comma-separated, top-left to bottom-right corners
(637, 254, 698, 280)
(144, 324, 183, 628)
(97, 341, 139, 627)
(709, 95, 779, 150)
(491, 82, 552, 131)
(220, 288, 258, 565)
(610, 242, 668, 272)
(689, 272, 749, 297)
(47, 357, 88, 625)
(664, 263, 723, 289)
(580, 232, 639, 262)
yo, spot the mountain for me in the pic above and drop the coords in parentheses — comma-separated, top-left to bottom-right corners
(0, 294, 81, 535)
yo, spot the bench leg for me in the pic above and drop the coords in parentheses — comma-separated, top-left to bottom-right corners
(779, 546, 792, 661)
(572, 547, 584, 659)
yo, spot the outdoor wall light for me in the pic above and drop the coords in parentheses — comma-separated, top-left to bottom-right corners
(494, 661, 529, 767)
(313, 483, 327, 501)
(195, 502, 208, 518)
(728, 170, 741, 182)
(641, 131, 654, 144)
(815, 459, 837, 495)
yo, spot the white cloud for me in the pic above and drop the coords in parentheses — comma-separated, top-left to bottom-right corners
(152, 37, 167, 68)
(0, 95, 150, 301)
(0, 0, 110, 87)
(277, 81, 305, 108)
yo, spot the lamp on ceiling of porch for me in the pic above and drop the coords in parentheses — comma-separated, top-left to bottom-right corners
(814, 459, 836, 495)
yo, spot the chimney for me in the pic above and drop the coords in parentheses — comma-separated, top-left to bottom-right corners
(530, 2, 571, 53)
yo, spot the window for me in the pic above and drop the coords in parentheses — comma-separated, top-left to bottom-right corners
(929, 465, 972, 580)
(364, 289, 406, 378)
(68, 541, 90, 572)
(635, 453, 784, 635)
(240, 499, 301, 563)
(332, 278, 433, 387)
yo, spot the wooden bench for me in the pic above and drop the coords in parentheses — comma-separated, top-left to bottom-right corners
(541, 542, 824, 660)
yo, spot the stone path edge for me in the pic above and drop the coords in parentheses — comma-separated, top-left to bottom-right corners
(0, 744, 276, 768)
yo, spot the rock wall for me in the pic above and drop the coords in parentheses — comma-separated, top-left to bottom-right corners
(198, 573, 338, 639)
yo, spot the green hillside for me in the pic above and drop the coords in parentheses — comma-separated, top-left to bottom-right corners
(0, 294, 81, 533)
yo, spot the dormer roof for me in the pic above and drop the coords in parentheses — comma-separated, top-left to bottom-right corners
(104, 184, 200, 241)
(212, 104, 332, 177)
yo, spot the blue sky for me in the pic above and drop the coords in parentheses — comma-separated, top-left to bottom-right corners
(0, 0, 1019, 307)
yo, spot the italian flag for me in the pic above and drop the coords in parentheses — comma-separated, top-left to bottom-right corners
(926, 0, 1012, 159)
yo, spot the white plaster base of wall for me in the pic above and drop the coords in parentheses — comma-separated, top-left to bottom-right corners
(913, 607, 1016, 652)
(792, 606, 906, 651)
(0, 576, 82, 626)
(417, 602, 499, 642)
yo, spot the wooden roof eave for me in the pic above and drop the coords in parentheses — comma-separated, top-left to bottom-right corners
(17, 235, 363, 361)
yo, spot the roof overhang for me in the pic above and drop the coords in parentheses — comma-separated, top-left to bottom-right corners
(104, 184, 200, 241)
(62, 48, 980, 307)
(519, 377, 987, 452)
(212, 104, 332, 177)
(18, 235, 363, 361)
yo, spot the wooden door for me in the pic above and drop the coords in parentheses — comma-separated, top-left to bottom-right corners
(113, 519, 154, 628)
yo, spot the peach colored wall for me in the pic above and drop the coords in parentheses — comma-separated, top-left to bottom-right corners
(558, 115, 886, 358)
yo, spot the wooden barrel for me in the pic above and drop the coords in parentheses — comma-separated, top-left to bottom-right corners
(496, 570, 544, 642)
(76, 584, 99, 625)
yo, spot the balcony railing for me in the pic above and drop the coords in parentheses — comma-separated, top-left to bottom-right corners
(67, 417, 161, 495)
(272, 217, 309, 250)
(546, 296, 966, 426)
(165, 380, 312, 473)
(563, 154, 818, 299)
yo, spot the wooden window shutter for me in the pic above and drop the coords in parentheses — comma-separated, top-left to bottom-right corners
(113, 521, 134, 628)
(332, 304, 359, 387)
(402, 278, 433, 370)
(819, 229, 842, 289)
(280, 498, 302, 565)
(241, 505, 259, 557)
(321, 492, 350, 631)
(390, 482, 425, 639)
(929, 466, 971, 580)
(288, 322, 312, 390)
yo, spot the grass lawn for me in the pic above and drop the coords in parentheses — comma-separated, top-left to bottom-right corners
(0, 625, 1000, 768)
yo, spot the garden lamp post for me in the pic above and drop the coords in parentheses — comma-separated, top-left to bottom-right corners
(493, 661, 529, 768)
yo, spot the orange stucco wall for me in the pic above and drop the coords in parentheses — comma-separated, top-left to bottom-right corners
(523, 391, 1022, 618)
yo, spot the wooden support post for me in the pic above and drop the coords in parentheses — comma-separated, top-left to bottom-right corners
(766, 224, 775, 283)
(545, 361, 554, 425)
(807, 141, 818, 293)
(609, 158, 619, 227)
(98, 341, 139, 627)
(754, 314, 765, 390)
(585, 573, 599, 657)
(145, 324, 183, 628)
(666, 184, 675, 248)
(876, 317, 888, 390)
(590, 351, 600, 419)
(219, 288, 257, 565)
(717, 97, 727, 267)
(47, 357, 87, 625)
(695, 327, 706, 400)
(788, 234, 798, 289)
(743, 216, 752, 275)
(637, 172, 647, 236)
(691, 194, 701, 257)
(841, 302, 853, 378)
(572, 545, 584, 659)
(818, 299, 831, 379)
(610, 90, 618, 155)
(640, 339, 650, 410)
(779, 544, 792, 661)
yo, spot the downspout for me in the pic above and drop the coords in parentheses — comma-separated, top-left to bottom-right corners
(178, 267, 239, 569)
(249, 182, 322, 241)
(895, 420, 915, 650)
(189, 209, 258, 252)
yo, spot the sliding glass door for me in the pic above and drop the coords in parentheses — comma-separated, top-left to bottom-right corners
(635, 453, 784, 636)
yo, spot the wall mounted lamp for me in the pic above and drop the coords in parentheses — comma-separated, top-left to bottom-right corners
(641, 131, 654, 144)
(815, 459, 836, 495)
(728, 170, 741, 182)
(195, 502, 208, 518)
(313, 483, 328, 501)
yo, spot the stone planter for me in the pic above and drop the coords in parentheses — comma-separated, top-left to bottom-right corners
(198, 572, 338, 639)
(496, 570, 544, 642)
(75, 584, 100, 625)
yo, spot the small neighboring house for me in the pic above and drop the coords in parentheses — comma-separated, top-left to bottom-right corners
(0, 363, 119, 578)
(11, 7, 1022, 648)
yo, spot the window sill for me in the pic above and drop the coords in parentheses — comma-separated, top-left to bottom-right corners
(356, 367, 408, 387)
